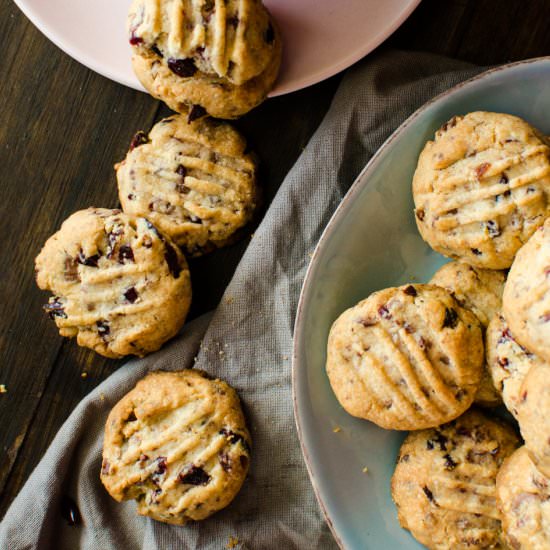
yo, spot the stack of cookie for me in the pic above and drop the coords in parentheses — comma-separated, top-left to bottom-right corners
(33, 0, 282, 524)
(326, 112, 550, 549)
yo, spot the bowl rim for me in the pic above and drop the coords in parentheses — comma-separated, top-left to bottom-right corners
(291, 55, 550, 549)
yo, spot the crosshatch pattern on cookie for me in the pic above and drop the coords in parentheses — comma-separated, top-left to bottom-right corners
(117, 115, 258, 256)
(128, 0, 276, 85)
(35, 208, 191, 358)
(326, 285, 484, 430)
(101, 370, 251, 524)
(393, 410, 520, 550)
(414, 112, 550, 268)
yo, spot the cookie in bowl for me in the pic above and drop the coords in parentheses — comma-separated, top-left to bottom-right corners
(413, 111, 550, 269)
(430, 260, 506, 406)
(392, 409, 520, 550)
(117, 114, 259, 257)
(503, 218, 550, 363)
(326, 284, 484, 430)
(486, 314, 547, 419)
(496, 446, 550, 550)
(100, 369, 251, 525)
(35, 208, 191, 358)
(516, 364, 550, 479)
(128, 0, 282, 119)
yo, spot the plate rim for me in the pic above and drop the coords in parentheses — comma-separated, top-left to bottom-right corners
(11, 0, 422, 97)
(291, 55, 550, 549)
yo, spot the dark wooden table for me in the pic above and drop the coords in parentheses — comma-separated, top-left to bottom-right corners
(1, 0, 549, 519)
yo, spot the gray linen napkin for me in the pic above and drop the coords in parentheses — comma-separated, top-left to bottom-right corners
(0, 50, 481, 549)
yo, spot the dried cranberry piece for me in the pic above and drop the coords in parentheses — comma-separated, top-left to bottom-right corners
(177, 184, 191, 194)
(164, 242, 182, 278)
(227, 16, 239, 29)
(101, 459, 111, 475)
(499, 173, 509, 184)
(486, 220, 500, 238)
(176, 164, 187, 178)
(155, 456, 167, 475)
(498, 357, 509, 368)
(357, 318, 376, 328)
(220, 428, 251, 453)
(187, 104, 207, 123)
(77, 250, 100, 267)
(442, 307, 459, 329)
(422, 486, 436, 504)
(118, 245, 135, 263)
(96, 320, 110, 338)
(60, 495, 82, 526)
(471, 248, 482, 256)
(129, 32, 143, 46)
(540, 313, 550, 323)
(179, 465, 211, 485)
(44, 298, 67, 319)
(403, 285, 417, 297)
(264, 22, 275, 43)
(124, 287, 138, 303)
(167, 57, 197, 77)
(219, 452, 232, 472)
(439, 116, 460, 133)
(129, 131, 148, 151)
(443, 454, 458, 470)
(475, 162, 490, 179)
(415, 209, 425, 221)
(151, 44, 162, 57)
(378, 305, 391, 319)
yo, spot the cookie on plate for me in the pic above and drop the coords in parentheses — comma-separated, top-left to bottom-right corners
(503, 218, 550, 362)
(413, 111, 550, 269)
(392, 409, 520, 550)
(326, 284, 484, 430)
(128, 0, 282, 119)
(101, 369, 251, 525)
(430, 260, 506, 406)
(496, 446, 550, 550)
(486, 314, 546, 418)
(516, 365, 550, 478)
(117, 114, 259, 257)
(35, 208, 191, 358)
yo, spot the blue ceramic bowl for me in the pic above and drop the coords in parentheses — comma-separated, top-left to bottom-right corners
(292, 57, 550, 549)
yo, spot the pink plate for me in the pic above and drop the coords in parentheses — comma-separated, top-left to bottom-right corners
(13, 0, 421, 96)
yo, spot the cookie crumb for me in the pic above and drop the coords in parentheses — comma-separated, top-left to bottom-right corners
(362, 466, 369, 474)
(225, 296, 235, 305)
(99, 393, 105, 402)
(0, 384, 7, 394)
(333, 426, 341, 433)
(81, 372, 88, 379)
(226, 535, 239, 548)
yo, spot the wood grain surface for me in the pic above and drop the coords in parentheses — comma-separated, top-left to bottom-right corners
(1, 0, 549, 518)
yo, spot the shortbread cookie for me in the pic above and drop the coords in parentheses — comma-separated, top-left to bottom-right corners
(326, 284, 484, 430)
(392, 409, 520, 550)
(503, 219, 550, 362)
(35, 208, 191, 358)
(117, 115, 258, 257)
(128, 0, 282, 119)
(413, 112, 550, 269)
(101, 369, 251, 524)
(486, 314, 546, 418)
(430, 260, 506, 406)
(517, 365, 550, 478)
(496, 446, 550, 550)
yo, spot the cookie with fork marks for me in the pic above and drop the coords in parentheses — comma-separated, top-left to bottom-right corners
(413, 112, 550, 269)
(326, 284, 484, 430)
(392, 409, 520, 550)
(100, 369, 251, 524)
(35, 208, 191, 358)
(117, 114, 258, 257)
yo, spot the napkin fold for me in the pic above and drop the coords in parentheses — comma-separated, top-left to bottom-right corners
(0, 50, 481, 550)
